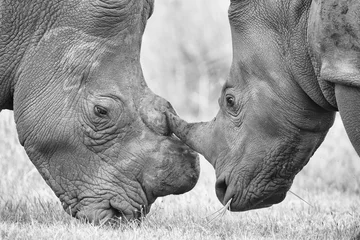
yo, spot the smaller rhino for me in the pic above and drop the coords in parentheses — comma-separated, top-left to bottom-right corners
(166, 0, 360, 212)
(0, 0, 199, 224)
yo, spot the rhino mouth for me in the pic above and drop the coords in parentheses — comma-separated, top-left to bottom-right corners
(246, 192, 287, 210)
(107, 201, 151, 224)
(69, 197, 151, 225)
(217, 174, 290, 212)
(229, 190, 288, 211)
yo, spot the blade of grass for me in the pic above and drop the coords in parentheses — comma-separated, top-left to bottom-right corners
(288, 190, 313, 208)
(206, 198, 232, 223)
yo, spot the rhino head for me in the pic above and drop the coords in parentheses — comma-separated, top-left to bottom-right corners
(165, 0, 343, 211)
(5, 0, 199, 223)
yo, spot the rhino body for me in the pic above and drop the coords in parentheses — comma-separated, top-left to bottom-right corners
(0, 0, 199, 223)
(167, 0, 359, 211)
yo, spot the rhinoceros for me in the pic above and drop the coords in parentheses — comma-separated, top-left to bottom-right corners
(166, 0, 359, 211)
(0, 0, 200, 224)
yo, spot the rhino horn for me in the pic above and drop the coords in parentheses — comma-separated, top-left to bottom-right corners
(165, 110, 213, 160)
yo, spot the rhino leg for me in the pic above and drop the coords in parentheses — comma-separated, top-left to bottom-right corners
(336, 84, 360, 156)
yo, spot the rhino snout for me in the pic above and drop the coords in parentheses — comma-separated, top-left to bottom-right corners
(141, 137, 200, 199)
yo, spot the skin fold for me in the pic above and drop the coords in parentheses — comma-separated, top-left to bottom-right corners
(166, 0, 360, 211)
(0, 0, 200, 224)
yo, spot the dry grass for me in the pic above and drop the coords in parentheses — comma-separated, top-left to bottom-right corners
(1, 110, 360, 239)
(1, 0, 360, 239)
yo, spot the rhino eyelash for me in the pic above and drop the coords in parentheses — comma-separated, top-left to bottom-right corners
(226, 95, 236, 108)
(225, 95, 242, 117)
(94, 105, 108, 117)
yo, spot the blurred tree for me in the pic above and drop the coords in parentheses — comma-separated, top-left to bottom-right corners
(141, 0, 231, 120)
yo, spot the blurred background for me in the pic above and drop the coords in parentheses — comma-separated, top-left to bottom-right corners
(1, 0, 359, 221)
(142, 0, 231, 120)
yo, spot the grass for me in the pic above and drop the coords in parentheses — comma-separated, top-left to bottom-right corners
(1, 0, 360, 239)
(1, 111, 360, 239)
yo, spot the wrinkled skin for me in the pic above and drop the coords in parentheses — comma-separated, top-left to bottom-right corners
(167, 0, 360, 211)
(0, 0, 199, 224)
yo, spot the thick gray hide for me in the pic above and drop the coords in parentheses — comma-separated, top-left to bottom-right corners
(0, 0, 199, 224)
(167, 0, 360, 212)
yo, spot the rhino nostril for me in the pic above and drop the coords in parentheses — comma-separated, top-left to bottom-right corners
(215, 177, 228, 204)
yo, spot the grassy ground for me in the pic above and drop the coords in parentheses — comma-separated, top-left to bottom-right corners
(1, 112, 360, 240)
(1, 0, 360, 239)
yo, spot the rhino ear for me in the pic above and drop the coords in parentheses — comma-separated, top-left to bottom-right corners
(145, 0, 154, 19)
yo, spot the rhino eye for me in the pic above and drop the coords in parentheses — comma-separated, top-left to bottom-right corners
(226, 95, 235, 108)
(94, 105, 108, 117)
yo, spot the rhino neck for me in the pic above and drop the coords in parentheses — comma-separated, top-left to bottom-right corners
(277, 0, 338, 112)
(0, 82, 13, 110)
(307, 0, 360, 111)
(306, 0, 338, 111)
(0, 1, 63, 111)
(0, 6, 24, 110)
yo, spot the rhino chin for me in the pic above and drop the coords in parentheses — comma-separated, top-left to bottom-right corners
(231, 188, 288, 212)
(109, 197, 151, 222)
(71, 197, 151, 225)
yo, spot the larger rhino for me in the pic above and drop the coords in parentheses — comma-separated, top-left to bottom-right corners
(0, 0, 199, 224)
(166, 0, 359, 211)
